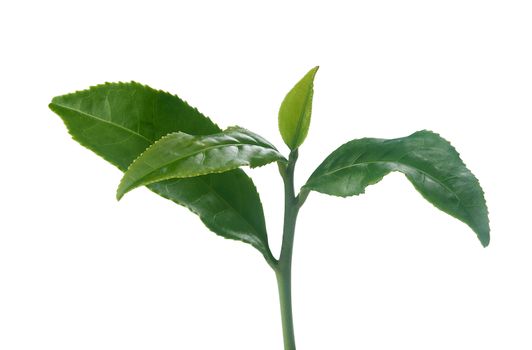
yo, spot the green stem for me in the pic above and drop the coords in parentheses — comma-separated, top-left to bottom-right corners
(275, 149, 300, 350)
(276, 264, 296, 350)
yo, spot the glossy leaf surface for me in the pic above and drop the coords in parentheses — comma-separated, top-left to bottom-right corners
(49, 82, 275, 261)
(117, 127, 286, 199)
(304, 130, 490, 246)
(278, 66, 319, 150)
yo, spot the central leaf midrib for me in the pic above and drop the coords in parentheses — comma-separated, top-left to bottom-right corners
(315, 159, 458, 200)
(50, 102, 152, 144)
(129, 138, 278, 187)
(290, 87, 312, 147)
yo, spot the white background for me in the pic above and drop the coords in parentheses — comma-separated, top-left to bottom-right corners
(1, 1, 531, 349)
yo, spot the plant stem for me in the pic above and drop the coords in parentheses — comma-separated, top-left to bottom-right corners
(275, 149, 300, 350)
(276, 264, 296, 350)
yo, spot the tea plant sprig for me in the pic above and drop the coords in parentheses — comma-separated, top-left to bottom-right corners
(49, 67, 489, 349)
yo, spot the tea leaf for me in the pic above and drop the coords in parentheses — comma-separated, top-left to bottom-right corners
(278, 66, 319, 150)
(117, 127, 286, 199)
(49, 82, 275, 262)
(304, 130, 490, 246)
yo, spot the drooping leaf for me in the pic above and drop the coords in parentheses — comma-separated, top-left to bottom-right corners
(278, 66, 319, 150)
(117, 127, 287, 200)
(49, 82, 275, 262)
(304, 130, 490, 246)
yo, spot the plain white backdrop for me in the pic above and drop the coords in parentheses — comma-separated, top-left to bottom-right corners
(1, 0, 531, 349)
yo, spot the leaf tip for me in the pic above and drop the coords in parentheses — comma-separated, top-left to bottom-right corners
(48, 101, 59, 112)
(116, 189, 125, 201)
(479, 231, 490, 247)
(116, 180, 130, 201)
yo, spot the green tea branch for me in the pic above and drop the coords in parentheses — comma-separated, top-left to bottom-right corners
(50, 67, 489, 349)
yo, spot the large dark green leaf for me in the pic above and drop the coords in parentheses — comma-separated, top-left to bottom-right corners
(304, 130, 490, 246)
(49, 82, 275, 262)
(278, 66, 319, 150)
(117, 127, 286, 200)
